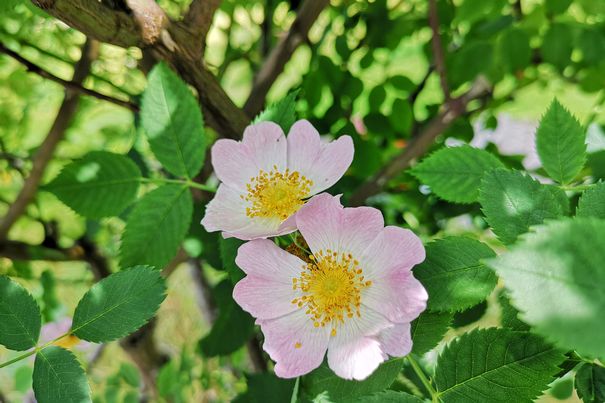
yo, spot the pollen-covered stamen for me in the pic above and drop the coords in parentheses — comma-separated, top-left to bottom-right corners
(291, 250, 372, 336)
(242, 165, 313, 221)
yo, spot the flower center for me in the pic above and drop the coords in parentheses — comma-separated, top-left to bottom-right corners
(291, 250, 372, 336)
(243, 166, 313, 221)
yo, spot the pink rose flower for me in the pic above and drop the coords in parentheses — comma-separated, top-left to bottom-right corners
(201, 120, 354, 240)
(233, 194, 428, 380)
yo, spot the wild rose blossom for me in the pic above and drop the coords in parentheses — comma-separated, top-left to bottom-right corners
(201, 120, 354, 240)
(233, 194, 428, 380)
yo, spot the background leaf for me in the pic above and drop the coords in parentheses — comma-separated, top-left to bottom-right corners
(198, 280, 255, 357)
(576, 182, 605, 218)
(479, 169, 565, 244)
(353, 390, 423, 402)
(302, 359, 403, 402)
(410, 310, 452, 355)
(141, 62, 207, 178)
(254, 90, 299, 132)
(0, 275, 41, 351)
(575, 363, 605, 403)
(233, 373, 295, 403)
(434, 328, 564, 403)
(120, 185, 193, 270)
(536, 99, 586, 184)
(413, 237, 497, 312)
(46, 151, 141, 218)
(72, 265, 167, 343)
(411, 146, 504, 204)
(487, 218, 605, 360)
(33, 346, 90, 403)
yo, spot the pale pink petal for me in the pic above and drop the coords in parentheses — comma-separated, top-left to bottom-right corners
(295, 193, 342, 253)
(362, 270, 427, 323)
(201, 184, 285, 240)
(361, 226, 426, 278)
(259, 309, 330, 378)
(233, 275, 300, 320)
(242, 121, 287, 173)
(296, 194, 383, 256)
(327, 336, 387, 380)
(286, 120, 354, 194)
(235, 239, 304, 281)
(211, 139, 259, 192)
(378, 322, 412, 357)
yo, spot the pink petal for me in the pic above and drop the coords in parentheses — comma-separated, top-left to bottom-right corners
(327, 336, 387, 381)
(210, 122, 287, 191)
(201, 184, 289, 240)
(363, 270, 428, 323)
(242, 121, 287, 173)
(233, 275, 300, 320)
(286, 120, 354, 194)
(259, 309, 330, 378)
(378, 322, 412, 357)
(361, 226, 426, 278)
(296, 194, 384, 256)
(235, 239, 304, 281)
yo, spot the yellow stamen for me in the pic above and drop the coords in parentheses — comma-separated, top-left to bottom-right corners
(294, 342, 302, 349)
(244, 166, 313, 220)
(292, 251, 371, 332)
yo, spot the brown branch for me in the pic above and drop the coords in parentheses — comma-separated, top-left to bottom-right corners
(32, 0, 249, 139)
(0, 39, 98, 242)
(183, 0, 221, 56)
(349, 78, 492, 206)
(243, 0, 330, 117)
(0, 42, 138, 111)
(428, 0, 451, 102)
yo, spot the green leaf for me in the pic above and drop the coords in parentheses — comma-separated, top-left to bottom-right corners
(254, 90, 299, 132)
(353, 390, 423, 402)
(198, 280, 255, 356)
(411, 146, 504, 204)
(120, 185, 193, 270)
(434, 328, 564, 403)
(220, 237, 245, 283)
(45, 151, 141, 218)
(0, 276, 41, 351)
(410, 310, 452, 355)
(536, 99, 586, 184)
(577, 182, 605, 218)
(33, 346, 90, 403)
(141, 62, 206, 178)
(72, 265, 166, 343)
(413, 237, 497, 312)
(0, 0, 20, 12)
(302, 359, 403, 401)
(233, 373, 295, 403)
(498, 290, 529, 331)
(545, 0, 572, 14)
(541, 24, 574, 71)
(487, 218, 605, 360)
(451, 301, 487, 328)
(575, 363, 605, 403)
(498, 28, 531, 73)
(479, 169, 565, 244)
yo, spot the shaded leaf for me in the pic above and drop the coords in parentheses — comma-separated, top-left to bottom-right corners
(413, 237, 497, 312)
(0, 275, 41, 351)
(233, 373, 295, 403)
(46, 151, 141, 218)
(575, 363, 605, 403)
(410, 310, 452, 355)
(576, 182, 605, 218)
(411, 146, 504, 204)
(434, 328, 564, 402)
(479, 169, 565, 244)
(120, 185, 193, 270)
(33, 346, 90, 403)
(254, 90, 299, 132)
(72, 265, 166, 343)
(353, 390, 423, 402)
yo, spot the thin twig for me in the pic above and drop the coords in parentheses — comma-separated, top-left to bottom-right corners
(428, 0, 451, 103)
(0, 42, 138, 112)
(0, 39, 99, 241)
(243, 0, 330, 116)
(182, 0, 221, 57)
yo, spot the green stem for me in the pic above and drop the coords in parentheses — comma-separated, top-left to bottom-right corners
(407, 355, 440, 403)
(140, 177, 216, 192)
(289, 233, 311, 255)
(0, 332, 70, 369)
(559, 183, 595, 192)
(290, 376, 300, 403)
